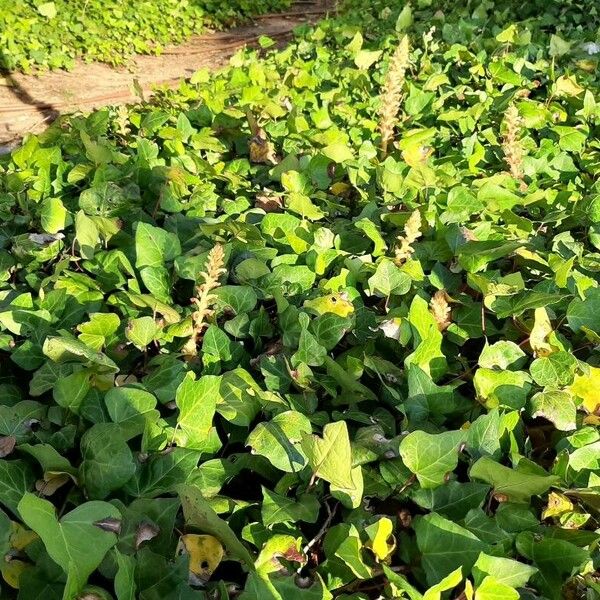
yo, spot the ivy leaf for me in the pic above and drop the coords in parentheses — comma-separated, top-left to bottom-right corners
(261, 488, 320, 527)
(18, 493, 121, 599)
(79, 424, 136, 499)
(475, 576, 519, 600)
(41, 198, 68, 234)
(115, 551, 137, 600)
(125, 448, 200, 498)
(470, 457, 559, 503)
(53, 370, 91, 414)
(125, 316, 161, 349)
(472, 553, 538, 588)
(37, 2, 57, 18)
(292, 313, 327, 367)
(175, 373, 220, 450)
(177, 484, 256, 569)
(528, 391, 577, 431)
(411, 482, 491, 521)
(0, 460, 36, 515)
(567, 441, 600, 472)
(568, 365, 600, 414)
(414, 512, 488, 585)
(104, 386, 160, 440)
(423, 567, 463, 600)
(135, 222, 181, 269)
(300, 421, 354, 489)
(567, 287, 600, 334)
(515, 532, 590, 600)
(77, 313, 120, 351)
(246, 411, 311, 473)
(368, 259, 411, 297)
(322, 142, 354, 163)
(395, 3, 413, 31)
(400, 430, 465, 489)
(354, 49, 383, 70)
(43, 337, 118, 373)
(530, 352, 577, 387)
(364, 517, 395, 562)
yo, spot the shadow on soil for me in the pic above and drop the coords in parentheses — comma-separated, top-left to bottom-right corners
(0, 49, 59, 132)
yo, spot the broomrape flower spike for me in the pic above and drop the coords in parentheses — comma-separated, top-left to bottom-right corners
(430, 290, 452, 331)
(379, 35, 410, 158)
(191, 244, 226, 343)
(502, 104, 525, 185)
(394, 209, 422, 264)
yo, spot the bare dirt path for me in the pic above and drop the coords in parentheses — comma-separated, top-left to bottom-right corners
(0, 0, 335, 145)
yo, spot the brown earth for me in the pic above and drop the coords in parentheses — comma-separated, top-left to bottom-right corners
(0, 0, 336, 146)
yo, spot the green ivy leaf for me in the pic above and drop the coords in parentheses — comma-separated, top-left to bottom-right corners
(414, 512, 488, 586)
(301, 421, 354, 489)
(18, 493, 121, 598)
(247, 411, 311, 473)
(400, 430, 465, 489)
(470, 457, 559, 503)
(79, 424, 136, 499)
(175, 373, 220, 450)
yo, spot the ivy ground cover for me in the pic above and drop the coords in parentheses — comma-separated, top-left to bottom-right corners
(0, 0, 291, 72)
(1, 0, 600, 598)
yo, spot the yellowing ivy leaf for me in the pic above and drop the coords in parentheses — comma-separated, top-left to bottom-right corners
(177, 534, 224, 584)
(529, 308, 555, 357)
(355, 49, 383, 70)
(569, 366, 600, 414)
(1, 559, 29, 589)
(542, 492, 575, 520)
(554, 75, 584, 97)
(303, 292, 354, 317)
(423, 567, 463, 600)
(365, 517, 396, 562)
(10, 521, 38, 551)
(37, 2, 57, 18)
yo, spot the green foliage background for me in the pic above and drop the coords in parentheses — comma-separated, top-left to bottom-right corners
(1, 0, 600, 598)
(0, 0, 291, 72)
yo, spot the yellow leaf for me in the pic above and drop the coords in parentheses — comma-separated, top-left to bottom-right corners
(402, 143, 433, 168)
(365, 517, 396, 562)
(10, 522, 38, 551)
(464, 579, 474, 600)
(303, 292, 354, 317)
(423, 567, 463, 600)
(554, 75, 584, 97)
(330, 182, 352, 197)
(1, 560, 29, 589)
(542, 491, 574, 520)
(569, 366, 600, 414)
(583, 414, 600, 426)
(177, 534, 224, 584)
(576, 59, 596, 73)
(529, 307, 555, 357)
(35, 472, 71, 496)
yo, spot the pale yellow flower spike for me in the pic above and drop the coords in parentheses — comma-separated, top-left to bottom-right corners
(379, 35, 410, 158)
(191, 244, 227, 342)
(430, 290, 452, 332)
(394, 209, 422, 264)
(502, 104, 525, 184)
